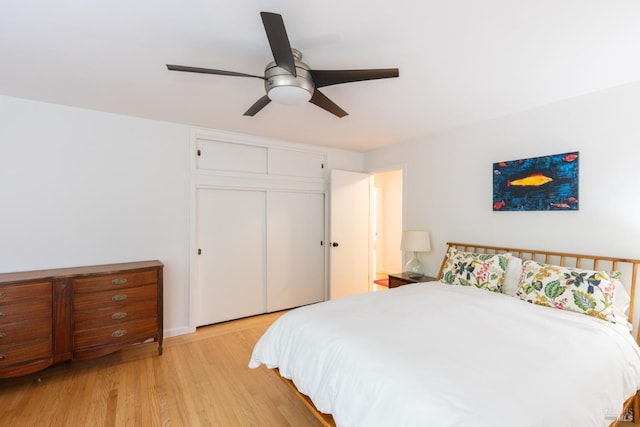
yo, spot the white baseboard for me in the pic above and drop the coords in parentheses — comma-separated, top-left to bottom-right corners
(163, 326, 195, 338)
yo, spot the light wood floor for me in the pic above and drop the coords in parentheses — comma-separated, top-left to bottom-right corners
(0, 311, 323, 427)
(2, 311, 638, 427)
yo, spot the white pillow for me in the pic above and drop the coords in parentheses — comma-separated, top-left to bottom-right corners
(612, 274, 631, 327)
(502, 256, 522, 296)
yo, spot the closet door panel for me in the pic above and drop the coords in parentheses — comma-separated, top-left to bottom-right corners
(196, 139, 267, 174)
(196, 189, 265, 326)
(267, 148, 325, 179)
(266, 192, 325, 312)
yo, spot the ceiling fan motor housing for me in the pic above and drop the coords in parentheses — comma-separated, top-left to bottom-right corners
(264, 59, 315, 104)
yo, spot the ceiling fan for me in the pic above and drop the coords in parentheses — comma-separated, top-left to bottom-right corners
(166, 11, 399, 118)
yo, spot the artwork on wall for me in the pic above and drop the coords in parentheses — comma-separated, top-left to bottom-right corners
(493, 151, 579, 211)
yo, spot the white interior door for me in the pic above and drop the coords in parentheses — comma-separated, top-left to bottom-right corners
(329, 170, 370, 300)
(196, 188, 265, 326)
(267, 191, 325, 311)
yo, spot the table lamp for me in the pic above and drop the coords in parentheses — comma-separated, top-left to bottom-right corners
(400, 231, 431, 279)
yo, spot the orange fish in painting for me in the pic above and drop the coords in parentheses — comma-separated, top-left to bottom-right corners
(507, 173, 553, 187)
(550, 203, 571, 209)
(494, 200, 506, 209)
(498, 162, 507, 167)
(562, 153, 578, 162)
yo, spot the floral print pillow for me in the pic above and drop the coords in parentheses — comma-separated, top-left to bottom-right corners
(516, 260, 617, 323)
(439, 248, 511, 293)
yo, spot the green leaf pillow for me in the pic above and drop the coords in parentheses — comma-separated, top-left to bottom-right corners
(516, 260, 617, 322)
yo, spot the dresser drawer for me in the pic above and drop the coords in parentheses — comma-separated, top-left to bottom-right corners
(73, 318, 158, 350)
(74, 300, 158, 331)
(0, 281, 51, 303)
(0, 317, 52, 346)
(0, 338, 52, 368)
(74, 284, 157, 311)
(0, 298, 52, 325)
(73, 270, 158, 294)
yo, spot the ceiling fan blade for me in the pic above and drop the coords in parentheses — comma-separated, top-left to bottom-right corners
(309, 68, 399, 88)
(166, 64, 265, 80)
(309, 90, 348, 118)
(243, 95, 272, 116)
(260, 12, 296, 76)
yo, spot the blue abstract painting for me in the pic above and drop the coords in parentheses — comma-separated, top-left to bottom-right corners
(493, 151, 579, 211)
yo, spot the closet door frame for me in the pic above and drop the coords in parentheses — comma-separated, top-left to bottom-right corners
(187, 128, 329, 332)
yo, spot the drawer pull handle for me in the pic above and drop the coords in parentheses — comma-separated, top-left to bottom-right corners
(0, 332, 5, 339)
(112, 294, 127, 302)
(0, 292, 5, 299)
(112, 330, 127, 338)
(112, 312, 127, 320)
(111, 278, 128, 285)
(0, 354, 5, 361)
(0, 312, 4, 318)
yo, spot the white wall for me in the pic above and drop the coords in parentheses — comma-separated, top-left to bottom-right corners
(328, 147, 365, 172)
(8, 78, 637, 336)
(0, 95, 365, 337)
(381, 170, 403, 273)
(366, 81, 640, 277)
(372, 169, 403, 274)
(0, 95, 191, 336)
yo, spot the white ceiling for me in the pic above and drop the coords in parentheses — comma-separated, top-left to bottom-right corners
(2, 1, 640, 151)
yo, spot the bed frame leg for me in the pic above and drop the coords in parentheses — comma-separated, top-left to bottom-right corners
(634, 392, 640, 424)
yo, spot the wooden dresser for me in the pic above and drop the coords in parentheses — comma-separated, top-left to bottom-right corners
(0, 260, 163, 378)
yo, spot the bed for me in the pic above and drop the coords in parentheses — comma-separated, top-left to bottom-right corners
(249, 242, 640, 427)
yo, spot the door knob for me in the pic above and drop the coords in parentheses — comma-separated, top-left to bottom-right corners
(331, 242, 339, 247)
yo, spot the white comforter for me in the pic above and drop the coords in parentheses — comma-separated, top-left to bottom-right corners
(249, 282, 640, 427)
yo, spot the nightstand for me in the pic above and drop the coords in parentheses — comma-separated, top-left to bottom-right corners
(387, 273, 437, 288)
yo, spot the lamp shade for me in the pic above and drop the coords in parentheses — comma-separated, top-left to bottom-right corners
(400, 231, 431, 252)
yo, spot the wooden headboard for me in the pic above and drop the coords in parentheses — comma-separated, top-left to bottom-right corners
(439, 242, 640, 340)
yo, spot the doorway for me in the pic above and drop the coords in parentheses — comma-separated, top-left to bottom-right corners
(370, 169, 403, 290)
(329, 168, 404, 299)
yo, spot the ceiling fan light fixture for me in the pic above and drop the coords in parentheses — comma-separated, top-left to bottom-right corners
(267, 85, 313, 105)
(264, 58, 315, 106)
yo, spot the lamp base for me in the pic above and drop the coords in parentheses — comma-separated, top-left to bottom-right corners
(405, 252, 424, 279)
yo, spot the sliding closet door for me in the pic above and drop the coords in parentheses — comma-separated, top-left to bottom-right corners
(196, 188, 266, 326)
(266, 191, 325, 312)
